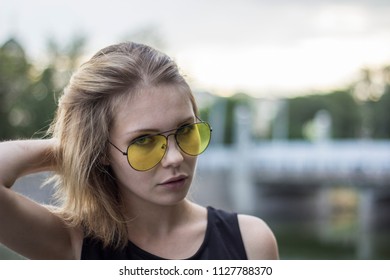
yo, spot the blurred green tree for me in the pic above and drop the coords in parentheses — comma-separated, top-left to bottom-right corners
(352, 66, 390, 139)
(0, 36, 86, 140)
(0, 39, 32, 139)
(370, 88, 390, 139)
(224, 93, 252, 145)
(1, 35, 389, 142)
(287, 90, 362, 140)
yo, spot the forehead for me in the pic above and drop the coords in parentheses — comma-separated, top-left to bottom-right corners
(112, 85, 195, 135)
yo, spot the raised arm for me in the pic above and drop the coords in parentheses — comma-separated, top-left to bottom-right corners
(0, 139, 78, 259)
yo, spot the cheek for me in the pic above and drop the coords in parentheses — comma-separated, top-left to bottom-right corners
(185, 154, 198, 170)
(108, 148, 127, 172)
(109, 150, 134, 181)
(109, 150, 153, 188)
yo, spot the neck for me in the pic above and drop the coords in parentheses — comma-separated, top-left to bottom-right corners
(119, 194, 207, 259)
(123, 198, 195, 235)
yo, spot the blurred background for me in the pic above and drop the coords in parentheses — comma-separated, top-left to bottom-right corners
(1, 0, 390, 259)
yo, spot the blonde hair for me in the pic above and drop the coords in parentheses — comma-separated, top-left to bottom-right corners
(48, 42, 197, 248)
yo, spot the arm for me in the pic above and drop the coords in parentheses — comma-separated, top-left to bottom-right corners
(0, 139, 56, 188)
(238, 214, 279, 260)
(0, 139, 79, 259)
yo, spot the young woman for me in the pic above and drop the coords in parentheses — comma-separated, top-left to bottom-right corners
(0, 42, 278, 259)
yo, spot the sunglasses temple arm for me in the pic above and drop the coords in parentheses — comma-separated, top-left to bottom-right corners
(109, 141, 127, 155)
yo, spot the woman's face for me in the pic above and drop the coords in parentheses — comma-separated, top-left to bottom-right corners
(108, 85, 198, 209)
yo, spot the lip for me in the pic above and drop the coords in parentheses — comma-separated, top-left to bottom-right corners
(158, 175, 188, 189)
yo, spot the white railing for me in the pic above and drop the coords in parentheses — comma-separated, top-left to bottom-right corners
(197, 140, 390, 185)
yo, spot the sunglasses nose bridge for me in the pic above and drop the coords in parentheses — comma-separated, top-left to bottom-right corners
(155, 133, 179, 154)
(163, 132, 181, 150)
(125, 122, 210, 171)
(157, 133, 184, 167)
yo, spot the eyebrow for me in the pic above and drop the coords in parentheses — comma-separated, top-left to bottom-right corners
(123, 116, 196, 137)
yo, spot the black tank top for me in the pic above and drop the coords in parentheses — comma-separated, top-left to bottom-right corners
(81, 206, 248, 260)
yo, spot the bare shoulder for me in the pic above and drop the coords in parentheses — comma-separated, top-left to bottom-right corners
(237, 214, 279, 259)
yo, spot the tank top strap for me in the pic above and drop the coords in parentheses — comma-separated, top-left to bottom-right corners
(191, 206, 247, 259)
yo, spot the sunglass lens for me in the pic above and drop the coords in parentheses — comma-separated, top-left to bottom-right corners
(127, 135, 167, 171)
(126, 122, 211, 171)
(177, 123, 211, 156)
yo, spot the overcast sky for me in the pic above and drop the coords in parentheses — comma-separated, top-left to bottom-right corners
(1, 0, 390, 97)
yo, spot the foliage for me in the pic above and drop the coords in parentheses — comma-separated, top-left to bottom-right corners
(271, 84, 390, 141)
(369, 88, 390, 139)
(1, 37, 389, 142)
(0, 37, 85, 140)
(207, 76, 390, 142)
(287, 90, 362, 139)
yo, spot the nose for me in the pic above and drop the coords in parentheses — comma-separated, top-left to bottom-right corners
(160, 135, 184, 168)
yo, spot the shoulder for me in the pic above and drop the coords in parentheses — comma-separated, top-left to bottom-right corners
(237, 214, 279, 259)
